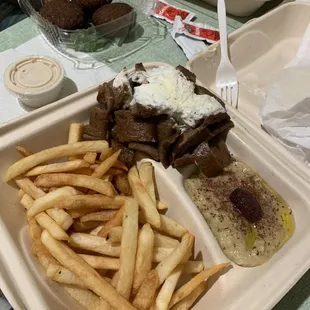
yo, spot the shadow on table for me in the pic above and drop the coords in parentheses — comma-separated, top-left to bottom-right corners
(59, 77, 78, 99)
(273, 269, 310, 310)
(19, 77, 78, 112)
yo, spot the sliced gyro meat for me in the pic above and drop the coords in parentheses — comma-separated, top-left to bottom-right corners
(172, 113, 230, 158)
(172, 153, 195, 168)
(83, 125, 107, 140)
(128, 143, 159, 161)
(176, 65, 196, 84)
(114, 110, 158, 143)
(159, 131, 180, 168)
(89, 107, 110, 133)
(209, 136, 232, 168)
(193, 141, 223, 178)
(130, 103, 158, 118)
(194, 84, 225, 108)
(97, 81, 115, 112)
(111, 139, 135, 168)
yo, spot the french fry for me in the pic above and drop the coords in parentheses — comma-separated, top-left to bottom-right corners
(33, 240, 59, 269)
(140, 214, 187, 238)
(170, 282, 206, 310)
(99, 148, 113, 161)
(35, 213, 69, 240)
(73, 220, 102, 232)
(156, 233, 194, 285)
(134, 234, 193, 310)
(68, 123, 84, 161)
(79, 254, 120, 270)
(154, 233, 180, 248)
(157, 201, 168, 211)
(111, 271, 119, 288)
(67, 208, 100, 219)
(27, 186, 77, 218)
(28, 217, 42, 241)
(116, 198, 139, 299)
(68, 123, 84, 144)
(132, 223, 154, 295)
(55, 194, 124, 210)
(114, 174, 132, 196)
(21, 194, 70, 240)
(183, 261, 204, 274)
(46, 208, 73, 231)
(4, 141, 109, 182)
(156, 214, 187, 238)
(19, 189, 26, 198)
(92, 150, 121, 178)
(90, 164, 99, 170)
(169, 263, 231, 308)
(112, 160, 128, 171)
(89, 224, 105, 235)
(47, 264, 87, 288)
(20, 193, 34, 210)
(80, 210, 118, 223)
(106, 168, 123, 176)
(34, 174, 115, 196)
(18, 180, 74, 230)
(107, 226, 123, 242)
(138, 162, 156, 203)
(69, 233, 120, 257)
(21, 193, 73, 231)
(133, 270, 160, 310)
(63, 285, 111, 310)
(73, 167, 93, 175)
(25, 160, 90, 176)
(15, 177, 45, 199)
(104, 277, 112, 284)
(153, 247, 174, 263)
(41, 230, 135, 310)
(128, 166, 161, 228)
(154, 265, 184, 310)
(16, 145, 34, 157)
(102, 175, 113, 182)
(97, 207, 124, 238)
(109, 227, 179, 248)
(83, 152, 97, 164)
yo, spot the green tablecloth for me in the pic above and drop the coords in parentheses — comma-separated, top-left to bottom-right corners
(0, 0, 310, 309)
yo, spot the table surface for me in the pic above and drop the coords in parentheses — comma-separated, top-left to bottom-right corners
(1, 0, 310, 309)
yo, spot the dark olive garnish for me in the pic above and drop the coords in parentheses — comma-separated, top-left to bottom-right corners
(229, 188, 263, 223)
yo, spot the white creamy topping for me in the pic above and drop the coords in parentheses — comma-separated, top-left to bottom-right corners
(132, 66, 225, 127)
(131, 71, 148, 84)
(113, 68, 131, 89)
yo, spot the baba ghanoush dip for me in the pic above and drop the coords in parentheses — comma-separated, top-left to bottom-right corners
(184, 160, 295, 267)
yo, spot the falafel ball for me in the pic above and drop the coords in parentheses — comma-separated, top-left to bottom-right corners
(92, 3, 133, 26)
(74, 0, 112, 10)
(40, 0, 84, 30)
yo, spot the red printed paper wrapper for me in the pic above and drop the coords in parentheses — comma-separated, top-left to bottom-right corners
(151, 0, 195, 24)
(174, 17, 220, 44)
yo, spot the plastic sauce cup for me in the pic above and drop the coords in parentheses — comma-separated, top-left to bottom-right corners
(4, 56, 65, 108)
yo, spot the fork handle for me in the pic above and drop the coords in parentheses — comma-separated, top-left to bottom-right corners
(217, 0, 229, 61)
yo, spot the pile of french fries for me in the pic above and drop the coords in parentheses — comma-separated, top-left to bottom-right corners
(4, 123, 231, 310)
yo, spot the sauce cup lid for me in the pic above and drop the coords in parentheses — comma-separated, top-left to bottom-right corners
(4, 56, 64, 96)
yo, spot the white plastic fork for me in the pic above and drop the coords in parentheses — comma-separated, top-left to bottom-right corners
(216, 0, 239, 108)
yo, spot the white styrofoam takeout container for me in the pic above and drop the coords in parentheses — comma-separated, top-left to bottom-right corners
(1, 63, 310, 310)
(188, 1, 310, 184)
(196, 0, 271, 16)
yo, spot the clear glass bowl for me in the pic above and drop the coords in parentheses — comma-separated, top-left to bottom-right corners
(18, 0, 167, 68)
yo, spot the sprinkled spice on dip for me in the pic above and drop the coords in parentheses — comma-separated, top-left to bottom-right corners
(184, 160, 295, 267)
